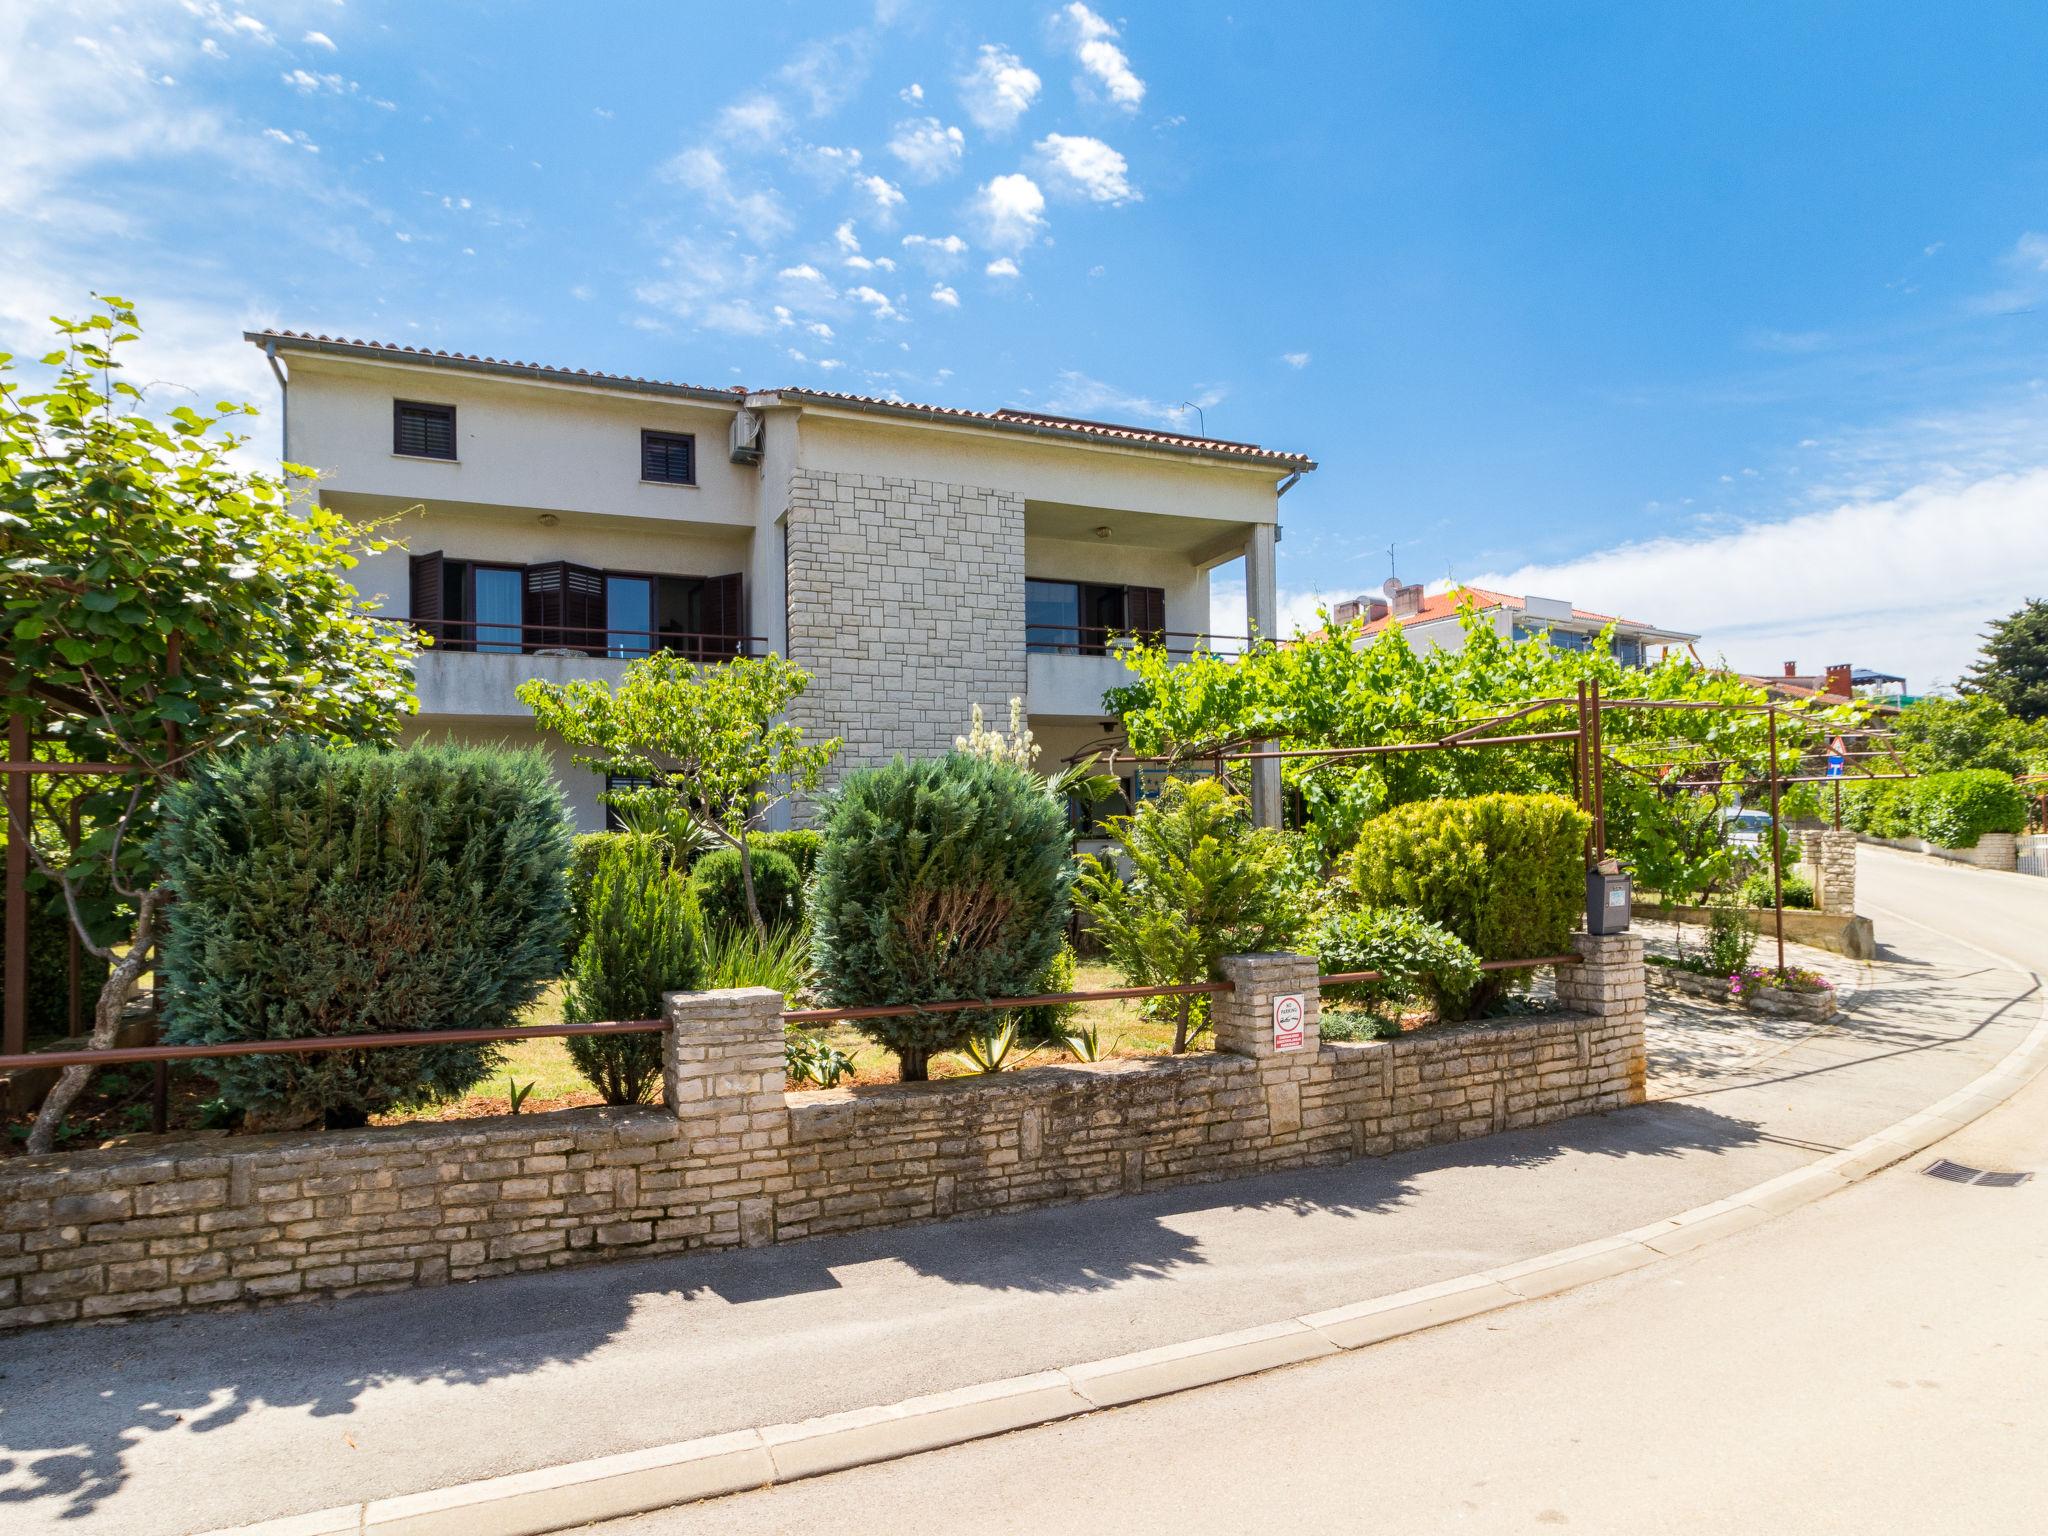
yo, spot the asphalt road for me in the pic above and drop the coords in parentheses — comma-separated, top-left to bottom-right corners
(602, 848, 2048, 1535)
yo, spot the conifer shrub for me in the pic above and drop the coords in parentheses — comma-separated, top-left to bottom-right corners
(1350, 792, 1590, 1018)
(811, 753, 1074, 1080)
(155, 742, 572, 1128)
(563, 833, 703, 1104)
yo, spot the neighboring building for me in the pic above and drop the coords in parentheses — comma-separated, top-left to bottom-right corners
(1739, 662, 1913, 707)
(1333, 583, 1698, 666)
(248, 331, 1313, 829)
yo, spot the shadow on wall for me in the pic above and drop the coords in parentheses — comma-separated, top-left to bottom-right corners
(0, 1098, 1763, 1525)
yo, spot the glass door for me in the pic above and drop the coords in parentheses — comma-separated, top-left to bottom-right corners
(472, 566, 524, 652)
(606, 575, 652, 658)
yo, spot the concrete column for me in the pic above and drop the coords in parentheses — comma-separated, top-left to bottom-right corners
(662, 986, 790, 1246)
(1214, 951, 1319, 1143)
(1555, 932, 1648, 1105)
(1244, 522, 1283, 830)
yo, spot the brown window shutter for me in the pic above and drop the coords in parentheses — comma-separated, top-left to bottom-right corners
(702, 572, 746, 659)
(408, 551, 444, 641)
(562, 563, 605, 654)
(523, 561, 564, 650)
(1128, 586, 1166, 642)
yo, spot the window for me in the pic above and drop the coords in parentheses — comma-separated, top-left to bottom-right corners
(1025, 580, 1167, 654)
(602, 774, 653, 832)
(394, 400, 457, 459)
(408, 552, 746, 659)
(641, 430, 696, 485)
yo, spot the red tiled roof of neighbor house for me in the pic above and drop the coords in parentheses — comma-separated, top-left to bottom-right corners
(1359, 585, 1655, 636)
(245, 331, 1316, 470)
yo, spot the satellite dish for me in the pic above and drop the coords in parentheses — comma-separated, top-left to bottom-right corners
(1381, 576, 1403, 598)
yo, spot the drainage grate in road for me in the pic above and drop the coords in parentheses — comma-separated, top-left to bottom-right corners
(1924, 1158, 2034, 1187)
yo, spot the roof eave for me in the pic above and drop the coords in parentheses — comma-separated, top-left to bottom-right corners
(246, 332, 749, 408)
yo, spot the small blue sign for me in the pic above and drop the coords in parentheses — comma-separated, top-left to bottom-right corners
(1826, 754, 1845, 778)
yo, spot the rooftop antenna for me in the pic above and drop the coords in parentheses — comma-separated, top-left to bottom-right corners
(1177, 401, 1206, 436)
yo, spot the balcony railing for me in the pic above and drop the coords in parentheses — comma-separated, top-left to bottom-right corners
(1026, 624, 1256, 659)
(400, 617, 768, 662)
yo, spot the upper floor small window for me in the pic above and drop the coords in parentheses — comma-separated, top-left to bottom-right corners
(641, 430, 696, 485)
(394, 400, 457, 460)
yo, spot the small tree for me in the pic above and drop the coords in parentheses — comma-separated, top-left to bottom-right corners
(1, 300, 418, 1152)
(519, 654, 839, 937)
(1961, 598, 2048, 721)
(564, 834, 702, 1105)
(1074, 778, 1304, 1053)
(810, 753, 1074, 1080)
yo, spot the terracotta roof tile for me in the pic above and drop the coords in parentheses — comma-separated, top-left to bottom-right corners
(1360, 584, 1655, 635)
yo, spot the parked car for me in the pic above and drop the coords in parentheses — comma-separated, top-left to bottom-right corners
(1721, 808, 1774, 848)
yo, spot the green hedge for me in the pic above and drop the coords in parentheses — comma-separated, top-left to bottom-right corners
(1313, 907, 1480, 1020)
(1844, 771, 2026, 848)
(156, 742, 572, 1128)
(1350, 792, 1590, 1018)
(1909, 770, 2028, 847)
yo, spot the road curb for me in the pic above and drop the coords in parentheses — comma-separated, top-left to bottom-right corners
(198, 952, 2048, 1536)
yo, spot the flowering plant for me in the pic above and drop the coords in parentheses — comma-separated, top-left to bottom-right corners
(1729, 964, 1833, 998)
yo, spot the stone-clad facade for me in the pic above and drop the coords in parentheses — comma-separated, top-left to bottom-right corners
(782, 468, 1027, 775)
(1798, 828, 1858, 913)
(0, 938, 1643, 1332)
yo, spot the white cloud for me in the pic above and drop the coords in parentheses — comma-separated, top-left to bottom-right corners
(1042, 370, 1223, 428)
(899, 82, 924, 103)
(661, 145, 792, 244)
(959, 43, 1041, 132)
(1060, 3, 1145, 111)
(201, 37, 227, 59)
(931, 283, 960, 308)
(778, 30, 874, 117)
(302, 30, 336, 51)
(281, 68, 352, 95)
(971, 173, 1046, 251)
(1207, 579, 1332, 649)
(717, 94, 789, 147)
(985, 256, 1020, 277)
(1282, 351, 1310, 369)
(833, 220, 860, 253)
(901, 232, 968, 270)
(848, 284, 900, 320)
(1034, 132, 1137, 204)
(1469, 468, 2048, 690)
(887, 116, 966, 181)
(859, 173, 905, 218)
(635, 233, 774, 335)
(806, 321, 834, 339)
(777, 262, 828, 283)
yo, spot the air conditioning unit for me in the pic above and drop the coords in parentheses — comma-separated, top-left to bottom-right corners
(729, 408, 763, 465)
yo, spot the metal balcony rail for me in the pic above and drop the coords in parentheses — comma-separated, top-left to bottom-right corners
(1025, 624, 1258, 659)
(0, 955, 1582, 1073)
(389, 616, 769, 661)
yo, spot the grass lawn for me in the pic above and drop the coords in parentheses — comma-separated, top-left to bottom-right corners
(381, 963, 1211, 1122)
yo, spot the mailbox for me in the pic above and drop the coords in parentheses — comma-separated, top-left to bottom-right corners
(1585, 863, 1632, 935)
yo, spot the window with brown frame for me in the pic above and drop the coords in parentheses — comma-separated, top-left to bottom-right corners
(640, 430, 696, 485)
(408, 552, 745, 658)
(1024, 580, 1167, 654)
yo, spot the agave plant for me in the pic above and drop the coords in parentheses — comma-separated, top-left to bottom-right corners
(1060, 1019, 1119, 1062)
(954, 1018, 1039, 1075)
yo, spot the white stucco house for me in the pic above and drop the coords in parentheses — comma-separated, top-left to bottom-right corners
(1333, 583, 1698, 666)
(248, 330, 1314, 830)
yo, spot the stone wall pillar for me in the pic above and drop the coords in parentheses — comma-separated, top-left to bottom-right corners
(1554, 931, 1647, 1105)
(662, 986, 791, 1247)
(1213, 952, 1320, 1142)
(1799, 828, 1858, 913)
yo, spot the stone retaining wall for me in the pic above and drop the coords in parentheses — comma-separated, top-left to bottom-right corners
(0, 936, 1644, 1332)
(1861, 832, 2018, 872)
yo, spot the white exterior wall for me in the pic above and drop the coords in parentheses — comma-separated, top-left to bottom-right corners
(271, 342, 1299, 831)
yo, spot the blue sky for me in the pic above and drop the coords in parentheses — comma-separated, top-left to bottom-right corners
(6, 1, 2048, 687)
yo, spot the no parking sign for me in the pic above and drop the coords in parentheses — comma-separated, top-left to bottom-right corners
(1272, 993, 1306, 1051)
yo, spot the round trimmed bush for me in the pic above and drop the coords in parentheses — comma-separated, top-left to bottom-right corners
(690, 845, 803, 933)
(155, 742, 573, 1129)
(1350, 792, 1590, 1018)
(811, 752, 1074, 1080)
(751, 829, 824, 882)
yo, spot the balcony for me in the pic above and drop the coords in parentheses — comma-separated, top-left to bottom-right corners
(1025, 624, 1250, 719)
(401, 619, 767, 718)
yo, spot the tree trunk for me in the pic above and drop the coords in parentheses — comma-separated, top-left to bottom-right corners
(737, 835, 766, 940)
(26, 889, 163, 1155)
(898, 1044, 930, 1081)
(1171, 995, 1191, 1054)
